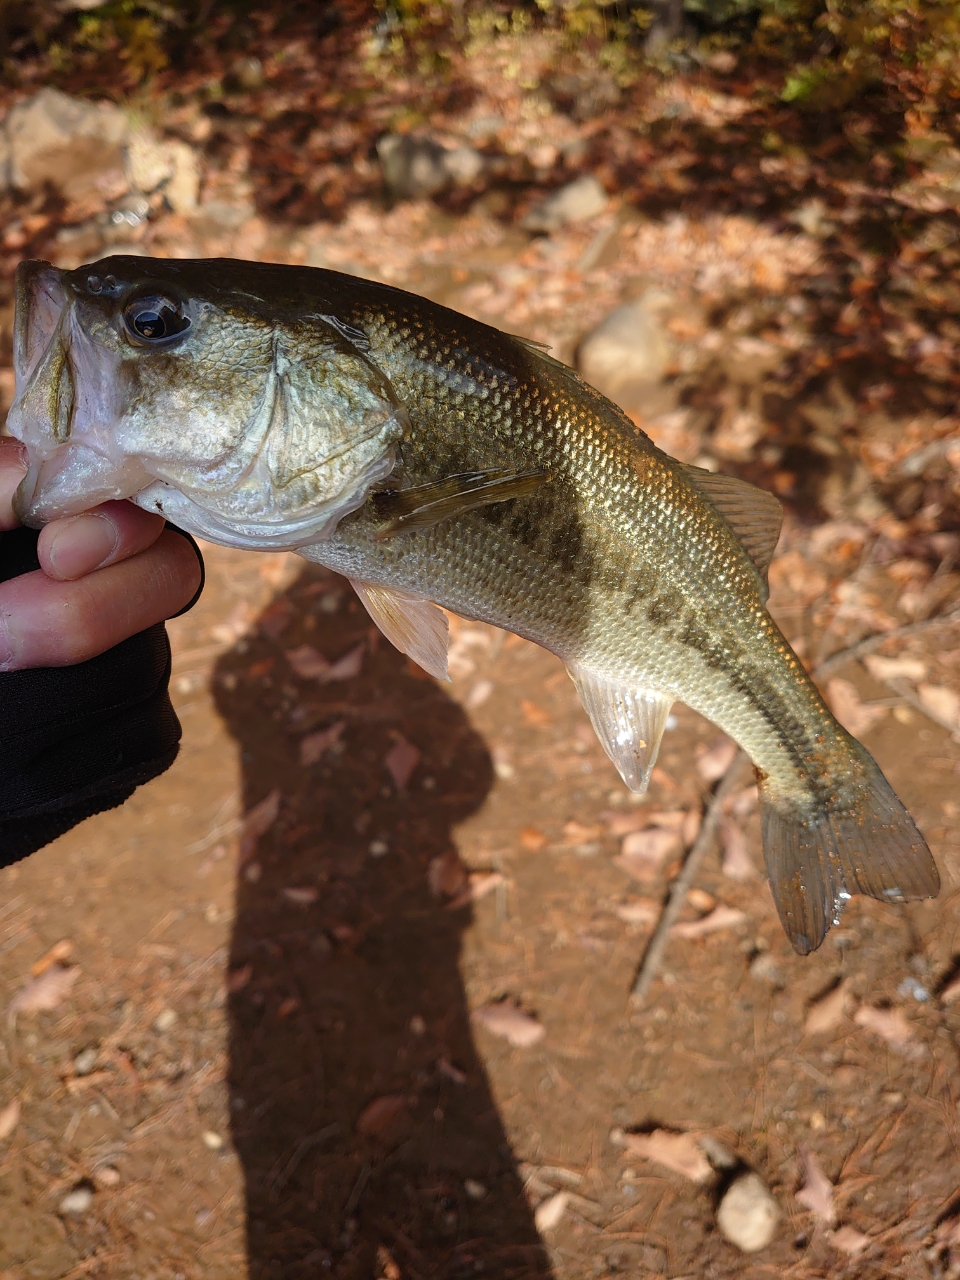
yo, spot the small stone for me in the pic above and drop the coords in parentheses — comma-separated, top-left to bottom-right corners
(1, 88, 129, 201)
(577, 294, 675, 411)
(716, 1171, 780, 1252)
(523, 175, 607, 232)
(377, 134, 482, 199)
(201, 1130, 224, 1150)
(153, 1008, 178, 1033)
(94, 1166, 121, 1188)
(464, 1179, 487, 1200)
(73, 1047, 98, 1076)
(534, 1191, 568, 1231)
(59, 1184, 94, 1216)
(369, 840, 389, 858)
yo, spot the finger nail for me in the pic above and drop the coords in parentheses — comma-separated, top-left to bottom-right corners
(47, 514, 119, 580)
(0, 612, 14, 671)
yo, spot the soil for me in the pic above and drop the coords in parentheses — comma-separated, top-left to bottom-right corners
(2, 21, 960, 1279)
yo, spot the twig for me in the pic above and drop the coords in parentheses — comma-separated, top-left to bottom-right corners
(629, 751, 752, 1005)
(813, 608, 960, 680)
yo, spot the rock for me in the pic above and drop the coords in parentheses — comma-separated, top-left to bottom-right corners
(126, 130, 199, 213)
(153, 1007, 178, 1033)
(716, 1171, 780, 1252)
(377, 134, 484, 200)
(576, 293, 675, 411)
(1, 88, 129, 202)
(59, 1184, 94, 1216)
(522, 175, 607, 232)
(73, 1047, 98, 1076)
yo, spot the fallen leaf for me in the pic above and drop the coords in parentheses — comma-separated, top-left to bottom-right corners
(226, 964, 252, 993)
(937, 1216, 960, 1248)
(356, 1094, 406, 1135)
(240, 789, 281, 858)
(697, 737, 738, 781)
(686, 887, 716, 912)
(615, 897, 660, 925)
(940, 973, 960, 1004)
(614, 828, 681, 880)
(804, 981, 850, 1035)
(648, 809, 688, 831)
(534, 1191, 568, 1231)
(863, 654, 926, 682)
(473, 1001, 545, 1048)
(520, 826, 548, 850)
(671, 905, 747, 939)
(917, 682, 960, 729)
(563, 819, 604, 844)
(830, 1225, 870, 1255)
(445, 871, 506, 910)
(8, 965, 79, 1021)
(300, 721, 345, 766)
(285, 642, 364, 683)
(437, 1056, 468, 1084)
(681, 807, 701, 846)
(796, 1147, 836, 1225)
(375, 1244, 402, 1280)
(720, 819, 755, 880)
(827, 678, 887, 737)
(613, 1128, 712, 1183)
(603, 810, 648, 836)
(465, 678, 494, 709)
(853, 1004, 917, 1050)
(31, 940, 73, 976)
(521, 699, 551, 726)
(428, 850, 469, 898)
(384, 736, 420, 790)
(0, 1098, 20, 1142)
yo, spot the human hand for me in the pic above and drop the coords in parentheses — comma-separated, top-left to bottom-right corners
(0, 437, 202, 670)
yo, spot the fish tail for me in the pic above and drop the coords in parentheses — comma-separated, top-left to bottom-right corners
(757, 749, 939, 956)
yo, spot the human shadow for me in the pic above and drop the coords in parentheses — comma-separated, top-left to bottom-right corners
(212, 563, 551, 1280)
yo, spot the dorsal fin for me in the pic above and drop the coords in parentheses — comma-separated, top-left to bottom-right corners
(682, 464, 783, 592)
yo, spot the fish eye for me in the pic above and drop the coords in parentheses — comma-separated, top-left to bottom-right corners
(122, 293, 191, 344)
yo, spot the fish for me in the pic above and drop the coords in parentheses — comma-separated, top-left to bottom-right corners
(7, 255, 939, 954)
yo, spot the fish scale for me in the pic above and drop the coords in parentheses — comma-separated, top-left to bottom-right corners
(7, 254, 939, 954)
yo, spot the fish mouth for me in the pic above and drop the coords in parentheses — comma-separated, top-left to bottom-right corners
(8, 260, 151, 527)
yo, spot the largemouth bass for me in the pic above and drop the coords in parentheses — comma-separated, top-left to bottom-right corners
(8, 255, 939, 954)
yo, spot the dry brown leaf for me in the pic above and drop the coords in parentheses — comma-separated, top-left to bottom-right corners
(384, 736, 420, 790)
(603, 810, 648, 837)
(356, 1094, 407, 1136)
(686, 888, 716, 912)
(615, 828, 681, 881)
(697, 737, 738, 781)
(519, 826, 548, 850)
(285, 642, 364, 683)
(473, 1001, 545, 1048)
(8, 965, 79, 1020)
(282, 887, 318, 905)
(31, 940, 73, 977)
(428, 851, 469, 898)
(563, 819, 604, 843)
(863, 654, 926, 682)
(827, 678, 887, 737)
(0, 1098, 20, 1142)
(720, 819, 755, 880)
(917, 682, 960, 729)
(671, 905, 747, 939)
(853, 1004, 917, 1050)
(520, 699, 551, 726)
(240, 789, 281, 858)
(804, 981, 850, 1036)
(300, 721, 345, 766)
(796, 1147, 836, 1225)
(831, 1225, 870, 1255)
(940, 973, 960, 1004)
(615, 1128, 712, 1183)
(614, 898, 660, 926)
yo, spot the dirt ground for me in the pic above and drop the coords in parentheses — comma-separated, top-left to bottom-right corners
(3, 15, 960, 1279)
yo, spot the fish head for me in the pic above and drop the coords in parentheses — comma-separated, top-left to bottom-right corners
(8, 256, 407, 547)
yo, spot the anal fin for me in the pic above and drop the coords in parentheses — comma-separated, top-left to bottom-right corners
(568, 664, 673, 793)
(350, 580, 450, 681)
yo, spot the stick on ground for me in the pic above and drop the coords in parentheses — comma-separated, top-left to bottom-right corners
(629, 751, 752, 1005)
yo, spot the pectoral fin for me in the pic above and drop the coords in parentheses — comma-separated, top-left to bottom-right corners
(373, 468, 548, 539)
(350, 579, 450, 681)
(568, 665, 673, 793)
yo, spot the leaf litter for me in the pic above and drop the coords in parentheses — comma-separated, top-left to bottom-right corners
(8, 964, 79, 1023)
(610, 1127, 713, 1183)
(473, 1001, 545, 1048)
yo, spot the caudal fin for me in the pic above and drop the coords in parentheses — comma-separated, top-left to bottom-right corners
(758, 761, 939, 956)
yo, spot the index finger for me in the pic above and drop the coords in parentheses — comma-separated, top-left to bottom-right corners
(0, 438, 27, 532)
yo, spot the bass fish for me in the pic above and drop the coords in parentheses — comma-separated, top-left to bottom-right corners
(8, 255, 939, 953)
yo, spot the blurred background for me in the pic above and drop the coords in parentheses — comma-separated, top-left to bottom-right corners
(1, 3, 960, 1278)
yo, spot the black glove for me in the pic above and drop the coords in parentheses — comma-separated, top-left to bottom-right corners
(0, 525, 204, 867)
